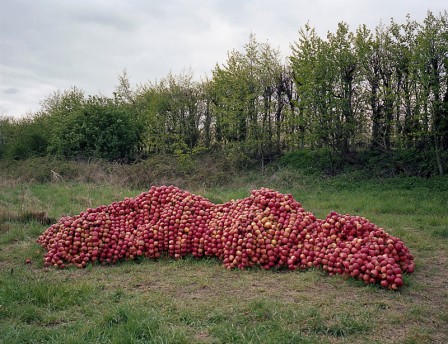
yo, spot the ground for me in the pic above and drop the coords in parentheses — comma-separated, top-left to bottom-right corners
(0, 174, 447, 343)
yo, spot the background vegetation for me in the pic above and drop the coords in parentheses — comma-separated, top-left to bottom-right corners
(1, 11, 447, 176)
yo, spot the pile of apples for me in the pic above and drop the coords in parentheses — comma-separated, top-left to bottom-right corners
(37, 186, 415, 289)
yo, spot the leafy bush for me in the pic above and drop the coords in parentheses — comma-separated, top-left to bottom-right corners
(278, 149, 346, 176)
(0, 117, 48, 160)
(278, 148, 448, 178)
(48, 96, 144, 161)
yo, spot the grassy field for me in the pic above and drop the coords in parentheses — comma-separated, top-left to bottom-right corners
(0, 169, 447, 344)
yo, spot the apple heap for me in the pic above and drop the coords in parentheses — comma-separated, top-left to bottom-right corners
(37, 186, 414, 289)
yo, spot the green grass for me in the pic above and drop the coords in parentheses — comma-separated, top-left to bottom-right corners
(0, 171, 447, 343)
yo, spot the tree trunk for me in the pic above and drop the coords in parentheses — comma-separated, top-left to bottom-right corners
(434, 135, 444, 176)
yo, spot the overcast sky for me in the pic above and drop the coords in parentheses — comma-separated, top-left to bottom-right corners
(1, 0, 446, 118)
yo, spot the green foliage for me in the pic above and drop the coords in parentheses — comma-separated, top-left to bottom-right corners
(279, 148, 448, 178)
(48, 96, 143, 161)
(0, 116, 48, 160)
(0, 85, 145, 162)
(137, 71, 203, 156)
(1, 12, 447, 176)
(212, 33, 285, 163)
(278, 149, 346, 175)
(289, 11, 448, 175)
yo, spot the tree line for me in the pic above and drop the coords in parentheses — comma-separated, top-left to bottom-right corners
(1, 11, 447, 175)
